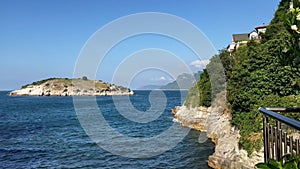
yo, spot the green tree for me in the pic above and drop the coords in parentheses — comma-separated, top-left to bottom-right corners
(197, 69, 212, 107)
(82, 76, 88, 80)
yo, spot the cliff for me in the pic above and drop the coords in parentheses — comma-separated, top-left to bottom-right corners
(172, 91, 264, 169)
(9, 78, 134, 96)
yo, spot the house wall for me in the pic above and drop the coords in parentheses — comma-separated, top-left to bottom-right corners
(257, 28, 266, 34)
(249, 31, 258, 39)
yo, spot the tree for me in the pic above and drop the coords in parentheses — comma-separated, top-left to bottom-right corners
(283, 0, 300, 68)
(82, 76, 88, 80)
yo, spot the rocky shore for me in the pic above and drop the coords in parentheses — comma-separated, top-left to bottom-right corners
(9, 78, 134, 96)
(172, 91, 264, 169)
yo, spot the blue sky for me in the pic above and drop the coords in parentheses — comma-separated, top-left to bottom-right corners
(0, 0, 281, 90)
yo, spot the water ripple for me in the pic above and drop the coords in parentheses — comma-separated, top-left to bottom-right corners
(0, 91, 213, 168)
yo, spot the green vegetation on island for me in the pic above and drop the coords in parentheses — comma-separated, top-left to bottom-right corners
(185, 0, 300, 155)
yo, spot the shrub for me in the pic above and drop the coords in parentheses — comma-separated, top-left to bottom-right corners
(82, 76, 88, 80)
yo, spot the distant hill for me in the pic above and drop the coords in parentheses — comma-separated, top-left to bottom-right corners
(138, 84, 163, 90)
(160, 72, 201, 90)
(139, 72, 201, 90)
(9, 77, 134, 96)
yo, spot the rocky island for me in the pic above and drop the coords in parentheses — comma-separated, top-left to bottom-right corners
(9, 77, 134, 96)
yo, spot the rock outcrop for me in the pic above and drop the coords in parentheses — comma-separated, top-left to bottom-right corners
(9, 78, 134, 96)
(172, 91, 264, 169)
(172, 106, 208, 131)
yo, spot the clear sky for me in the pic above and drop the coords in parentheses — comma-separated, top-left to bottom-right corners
(0, 0, 281, 90)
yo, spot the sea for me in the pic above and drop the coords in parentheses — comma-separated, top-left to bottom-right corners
(0, 90, 214, 169)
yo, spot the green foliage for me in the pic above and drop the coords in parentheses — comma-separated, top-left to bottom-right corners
(225, 0, 300, 154)
(256, 154, 300, 169)
(21, 78, 56, 88)
(197, 69, 212, 107)
(218, 49, 234, 80)
(184, 0, 300, 155)
(282, 0, 300, 68)
(206, 55, 226, 98)
(261, 0, 290, 42)
(82, 76, 88, 80)
(184, 83, 200, 108)
(185, 54, 226, 108)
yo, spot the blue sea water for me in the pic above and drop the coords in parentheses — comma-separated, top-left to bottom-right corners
(0, 90, 214, 168)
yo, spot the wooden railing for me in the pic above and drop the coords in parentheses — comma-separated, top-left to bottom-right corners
(259, 107, 300, 162)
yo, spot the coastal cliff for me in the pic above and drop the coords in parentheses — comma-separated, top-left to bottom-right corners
(172, 1, 300, 168)
(9, 78, 134, 96)
(173, 91, 264, 169)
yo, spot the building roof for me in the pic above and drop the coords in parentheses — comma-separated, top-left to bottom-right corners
(255, 25, 267, 30)
(232, 33, 249, 42)
(249, 30, 258, 34)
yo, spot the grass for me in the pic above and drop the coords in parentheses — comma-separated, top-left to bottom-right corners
(19, 78, 124, 93)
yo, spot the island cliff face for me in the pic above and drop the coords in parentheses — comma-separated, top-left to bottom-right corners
(9, 78, 134, 96)
(172, 91, 264, 169)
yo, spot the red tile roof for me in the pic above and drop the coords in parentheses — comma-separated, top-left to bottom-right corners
(255, 25, 267, 29)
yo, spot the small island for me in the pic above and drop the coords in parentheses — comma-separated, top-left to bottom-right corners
(9, 77, 134, 96)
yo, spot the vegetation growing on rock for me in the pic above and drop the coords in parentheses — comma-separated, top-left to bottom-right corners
(185, 0, 300, 155)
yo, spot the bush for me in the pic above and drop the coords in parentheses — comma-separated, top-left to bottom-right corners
(82, 76, 88, 80)
(256, 154, 300, 169)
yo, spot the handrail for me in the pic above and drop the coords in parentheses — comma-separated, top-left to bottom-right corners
(259, 107, 300, 162)
(265, 107, 300, 113)
(259, 107, 300, 130)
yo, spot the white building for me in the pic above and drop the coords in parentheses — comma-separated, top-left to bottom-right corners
(227, 25, 267, 53)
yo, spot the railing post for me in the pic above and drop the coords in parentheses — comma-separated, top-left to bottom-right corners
(276, 120, 281, 161)
(263, 116, 269, 162)
(284, 132, 288, 154)
(278, 129, 283, 159)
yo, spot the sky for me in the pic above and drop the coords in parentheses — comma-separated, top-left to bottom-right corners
(0, 0, 281, 90)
